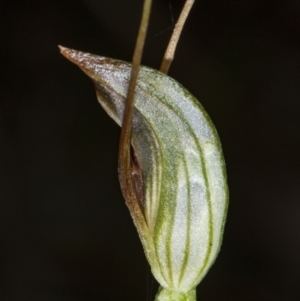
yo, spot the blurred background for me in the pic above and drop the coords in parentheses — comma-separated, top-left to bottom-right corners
(1, 0, 300, 300)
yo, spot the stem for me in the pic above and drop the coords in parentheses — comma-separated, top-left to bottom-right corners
(118, 0, 152, 212)
(160, 0, 195, 74)
(154, 287, 196, 301)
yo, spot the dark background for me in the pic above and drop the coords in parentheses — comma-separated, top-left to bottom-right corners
(1, 0, 300, 300)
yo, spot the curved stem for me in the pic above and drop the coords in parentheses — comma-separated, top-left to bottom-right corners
(118, 0, 152, 213)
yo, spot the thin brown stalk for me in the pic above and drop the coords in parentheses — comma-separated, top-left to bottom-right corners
(118, 0, 152, 211)
(160, 0, 195, 74)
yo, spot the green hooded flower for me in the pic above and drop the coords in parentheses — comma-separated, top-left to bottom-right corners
(61, 47, 228, 301)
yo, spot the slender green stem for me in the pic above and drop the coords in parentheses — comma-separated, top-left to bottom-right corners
(154, 287, 196, 301)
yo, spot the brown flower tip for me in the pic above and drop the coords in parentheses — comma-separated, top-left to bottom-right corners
(58, 45, 87, 67)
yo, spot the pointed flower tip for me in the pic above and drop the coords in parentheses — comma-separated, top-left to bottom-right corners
(58, 45, 69, 56)
(58, 45, 81, 66)
(59, 47, 119, 86)
(58, 45, 92, 71)
(58, 46, 109, 80)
